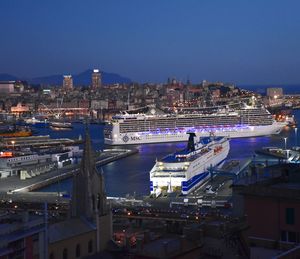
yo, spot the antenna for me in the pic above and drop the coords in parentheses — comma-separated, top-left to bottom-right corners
(127, 89, 130, 110)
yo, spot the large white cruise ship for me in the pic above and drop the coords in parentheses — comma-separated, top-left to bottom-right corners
(104, 104, 286, 145)
(150, 133, 230, 195)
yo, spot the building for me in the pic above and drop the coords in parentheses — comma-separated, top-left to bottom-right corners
(48, 128, 112, 258)
(267, 87, 283, 99)
(0, 81, 15, 93)
(91, 69, 101, 90)
(0, 212, 46, 259)
(63, 75, 73, 90)
(233, 164, 300, 257)
(10, 103, 30, 114)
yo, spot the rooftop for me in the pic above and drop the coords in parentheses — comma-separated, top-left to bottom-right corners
(49, 217, 96, 243)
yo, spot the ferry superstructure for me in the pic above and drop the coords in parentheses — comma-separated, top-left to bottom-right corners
(149, 133, 230, 195)
(104, 105, 286, 145)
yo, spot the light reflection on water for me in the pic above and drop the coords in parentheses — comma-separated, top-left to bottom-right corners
(37, 110, 300, 197)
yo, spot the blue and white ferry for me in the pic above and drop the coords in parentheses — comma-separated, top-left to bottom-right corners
(149, 133, 230, 195)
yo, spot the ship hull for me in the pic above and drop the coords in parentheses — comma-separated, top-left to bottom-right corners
(50, 122, 73, 129)
(105, 122, 286, 145)
(149, 137, 230, 195)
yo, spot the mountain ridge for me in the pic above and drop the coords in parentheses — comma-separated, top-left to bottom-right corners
(0, 69, 132, 86)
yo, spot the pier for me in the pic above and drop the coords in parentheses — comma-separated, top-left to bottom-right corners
(0, 135, 82, 148)
(0, 148, 138, 201)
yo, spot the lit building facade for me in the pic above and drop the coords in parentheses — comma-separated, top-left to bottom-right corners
(266, 88, 283, 99)
(91, 69, 101, 90)
(63, 75, 73, 90)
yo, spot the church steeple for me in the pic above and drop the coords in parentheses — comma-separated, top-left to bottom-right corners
(71, 127, 107, 219)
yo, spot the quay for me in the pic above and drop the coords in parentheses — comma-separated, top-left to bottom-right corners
(0, 151, 288, 209)
(0, 148, 138, 200)
(0, 135, 82, 148)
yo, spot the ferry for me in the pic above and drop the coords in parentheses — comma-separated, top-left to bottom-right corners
(104, 104, 287, 145)
(50, 121, 73, 129)
(149, 133, 230, 195)
(24, 117, 49, 127)
(0, 126, 32, 138)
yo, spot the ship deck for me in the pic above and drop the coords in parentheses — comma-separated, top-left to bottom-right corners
(161, 137, 224, 163)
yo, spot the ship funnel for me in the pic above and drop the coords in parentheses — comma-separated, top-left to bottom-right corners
(187, 132, 196, 152)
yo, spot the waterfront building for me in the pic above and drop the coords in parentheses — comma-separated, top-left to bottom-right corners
(10, 102, 30, 114)
(63, 75, 73, 90)
(48, 129, 112, 258)
(92, 69, 101, 89)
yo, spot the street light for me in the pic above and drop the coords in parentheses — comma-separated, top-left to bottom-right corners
(11, 140, 15, 150)
(295, 128, 298, 146)
(284, 137, 287, 150)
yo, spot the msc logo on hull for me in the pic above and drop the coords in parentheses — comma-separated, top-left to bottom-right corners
(131, 136, 141, 141)
(122, 135, 129, 143)
(122, 135, 141, 142)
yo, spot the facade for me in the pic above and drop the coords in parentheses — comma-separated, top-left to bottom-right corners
(0, 81, 15, 93)
(234, 165, 300, 251)
(0, 212, 46, 259)
(91, 69, 101, 89)
(63, 75, 73, 90)
(10, 103, 30, 114)
(267, 87, 283, 99)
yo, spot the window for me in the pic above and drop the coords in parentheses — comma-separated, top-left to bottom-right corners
(88, 240, 93, 253)
(288, 232, 297, 243)
(76, 244, 81, 258)
(281, 231, 299, 243)
(286, 208, 295, 225)
(281, 230, 287, 242)
(63, 248, 68, 259)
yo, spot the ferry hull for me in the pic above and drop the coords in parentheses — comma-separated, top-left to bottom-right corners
(149, 137, 230, 195)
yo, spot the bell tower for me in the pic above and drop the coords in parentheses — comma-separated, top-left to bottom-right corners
(71, 127, 112, 251)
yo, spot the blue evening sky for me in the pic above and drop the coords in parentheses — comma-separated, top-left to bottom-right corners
(1, 0, 300, 84)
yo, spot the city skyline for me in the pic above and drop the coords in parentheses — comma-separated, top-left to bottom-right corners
(1, 0, 300, 85)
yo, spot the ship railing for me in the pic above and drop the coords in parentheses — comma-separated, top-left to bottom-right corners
(158, 168, 187, 172)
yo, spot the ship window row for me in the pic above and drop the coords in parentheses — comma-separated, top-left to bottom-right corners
(119, 123, 254, 133)
(120, 119, 245, 127)
(7, 156, 36, 162)
(152, 173, 185, 177)
(145, 134, 183, 138)
(120, 116, 241, 124)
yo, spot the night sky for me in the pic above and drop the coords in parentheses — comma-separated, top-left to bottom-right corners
(1, 0, 300, 84)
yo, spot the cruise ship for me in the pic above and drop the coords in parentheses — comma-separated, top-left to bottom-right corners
(104, 104, 286, 145)
(149, 133, 230, 195)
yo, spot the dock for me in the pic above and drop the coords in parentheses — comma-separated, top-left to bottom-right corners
(0, 148, 138, 201)
(0, 135, 82, 148)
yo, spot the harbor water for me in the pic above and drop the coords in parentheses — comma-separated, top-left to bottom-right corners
(37, 110, 300, 197)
